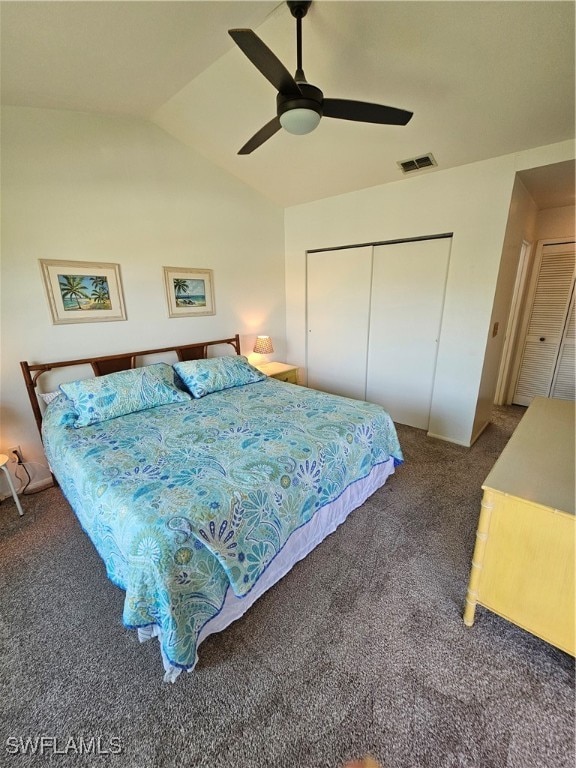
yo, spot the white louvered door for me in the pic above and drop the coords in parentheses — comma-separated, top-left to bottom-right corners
(513, 241, 576, 406)
(551, 288, 575, 400)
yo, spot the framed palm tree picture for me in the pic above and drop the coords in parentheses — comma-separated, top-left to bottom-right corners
(163, 267, 215, 318)
(40, 260, 126, 324)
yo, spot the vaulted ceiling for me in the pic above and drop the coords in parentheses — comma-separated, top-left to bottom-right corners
(2, 1, 574, 207)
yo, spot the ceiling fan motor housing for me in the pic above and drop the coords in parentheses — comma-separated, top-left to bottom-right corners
(277, 82, 323, 119)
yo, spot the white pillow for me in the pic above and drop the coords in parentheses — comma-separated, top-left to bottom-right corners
(38, 391, 60, 405)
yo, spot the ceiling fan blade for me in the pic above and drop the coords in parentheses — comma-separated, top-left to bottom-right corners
(238, 117, 282, 155)
(323, 98, 413, 126)
(229, 29, 302, 97)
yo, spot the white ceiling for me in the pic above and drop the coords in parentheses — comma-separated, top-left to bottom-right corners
(0, 1, 279, 115)
(1, 1, 574, 208)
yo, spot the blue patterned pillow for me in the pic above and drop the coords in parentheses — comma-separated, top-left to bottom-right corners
(173, 355, 266, 398)
(60, 363, 191, 427)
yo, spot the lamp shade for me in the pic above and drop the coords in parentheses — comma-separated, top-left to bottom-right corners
(253, 335, 274, 354)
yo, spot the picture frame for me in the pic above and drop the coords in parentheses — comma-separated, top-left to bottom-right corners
(163, 267, 215, 318)
(40, 259, 127, 325)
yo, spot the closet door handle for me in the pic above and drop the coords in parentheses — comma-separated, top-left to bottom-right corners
(539, 337, 546, 342)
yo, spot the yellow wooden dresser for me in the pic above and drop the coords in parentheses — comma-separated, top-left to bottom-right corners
(464, 397, 575, 655)
(255, 361, 299, 384)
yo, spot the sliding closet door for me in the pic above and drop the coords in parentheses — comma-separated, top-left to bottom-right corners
(366, 238, 451, 429)
(307, 246, 372, 399)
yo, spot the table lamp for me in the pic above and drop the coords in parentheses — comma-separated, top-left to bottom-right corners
(253, 336, 274, 355)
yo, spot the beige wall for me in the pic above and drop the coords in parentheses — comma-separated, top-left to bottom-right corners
(0, 106, 285, 489)
(535, 205, 575, 241)
(285, 141, 575, 446)
(473, 177, 538, 430)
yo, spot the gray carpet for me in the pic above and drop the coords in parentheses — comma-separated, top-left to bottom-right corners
(1, 406, 574, 767)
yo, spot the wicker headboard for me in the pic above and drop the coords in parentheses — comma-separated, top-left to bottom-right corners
(21, 334, 241, 435)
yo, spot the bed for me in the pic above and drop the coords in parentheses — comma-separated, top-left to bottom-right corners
(21, 335, 403, 681)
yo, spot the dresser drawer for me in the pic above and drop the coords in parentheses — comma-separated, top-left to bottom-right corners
(272, 369, 298, 384)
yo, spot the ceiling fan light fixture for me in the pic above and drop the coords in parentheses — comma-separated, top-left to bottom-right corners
(229, 0, 413, 153)
(279, 107, 321, 135)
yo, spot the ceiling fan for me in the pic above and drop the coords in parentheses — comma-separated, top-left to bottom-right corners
(228, 0, 413, 155)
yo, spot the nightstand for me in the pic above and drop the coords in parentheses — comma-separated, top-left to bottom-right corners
(255, 362, 299, 384)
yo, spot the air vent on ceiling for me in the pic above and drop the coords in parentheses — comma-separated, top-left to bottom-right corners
(398, 153, 437, 174)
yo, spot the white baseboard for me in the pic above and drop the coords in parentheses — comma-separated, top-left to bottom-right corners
(426, 431, 472, 448)
(0, 462, 54, 501)
(427, 419, 490, 448)
(0, 475, 53, 502)
(470, 420, 491, 446)
(25, 477, 54, 494)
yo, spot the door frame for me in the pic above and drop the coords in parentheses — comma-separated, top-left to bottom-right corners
(494, 239, 532, 405)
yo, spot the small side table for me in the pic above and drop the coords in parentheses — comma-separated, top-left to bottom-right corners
(0, 454, 24, 517)
(255, 361, 299, 384)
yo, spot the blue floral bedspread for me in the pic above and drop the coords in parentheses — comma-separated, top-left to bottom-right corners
(42, 378, 403, 669)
